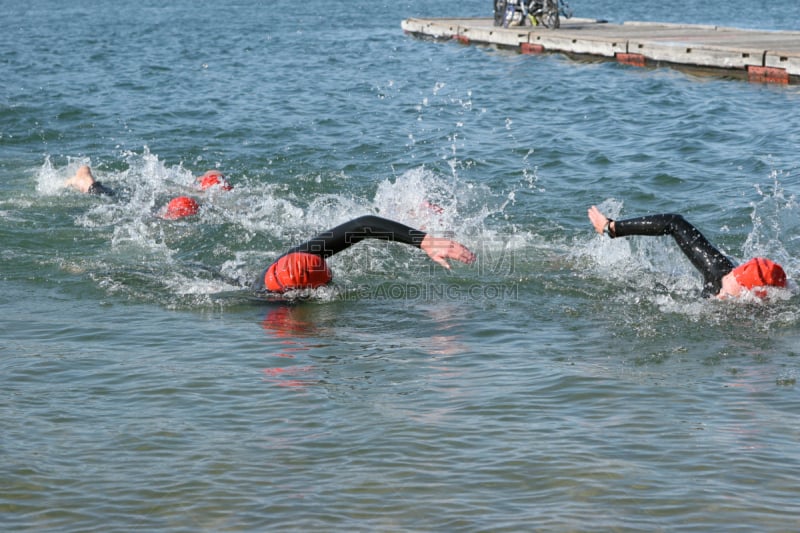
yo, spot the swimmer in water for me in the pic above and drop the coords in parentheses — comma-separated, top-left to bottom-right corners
(588, 205, 787, 299)
(63, 165, 115, 196)
(197, 170, 233, 191)
(64, 166, 233, 196)
(252, 215, 476, 294)
(162, 196, 200, 220)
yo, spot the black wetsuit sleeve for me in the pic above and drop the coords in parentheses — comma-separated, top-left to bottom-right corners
(251, 215, 427, 291)
(87, 181, 114, 196)
(612, 213, 735, 297)
(284, 215, 427, 258)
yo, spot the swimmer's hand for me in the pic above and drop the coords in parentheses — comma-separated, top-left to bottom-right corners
(420, 233, 476, 270)
(588, 205, 613, 235)
(64, 165, 96, 193)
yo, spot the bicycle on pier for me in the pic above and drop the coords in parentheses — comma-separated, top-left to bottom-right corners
(493, 0, 572, 29)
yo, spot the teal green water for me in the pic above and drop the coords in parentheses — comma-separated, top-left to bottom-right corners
(3, 1, 800, 530)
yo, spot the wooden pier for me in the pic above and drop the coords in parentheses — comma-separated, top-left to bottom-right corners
(401, 17, 800, 84)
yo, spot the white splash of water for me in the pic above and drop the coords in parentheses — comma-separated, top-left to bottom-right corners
(38, 151, 518, 306)
(745, 169, 800, 275)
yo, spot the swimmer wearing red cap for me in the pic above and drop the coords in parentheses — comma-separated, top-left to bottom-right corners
(163, 196, 200, 219)
(589, 206, 787, 299)
(252, 215, 476, 294)
(197, 170, 233, 191)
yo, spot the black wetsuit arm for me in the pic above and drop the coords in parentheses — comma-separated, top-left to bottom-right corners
(87, 181, 114, 196)
(612, 213, 735, 296)
(283, 215, 427, 258)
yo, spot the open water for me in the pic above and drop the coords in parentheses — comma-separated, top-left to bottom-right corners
(3, 0, 800, 531)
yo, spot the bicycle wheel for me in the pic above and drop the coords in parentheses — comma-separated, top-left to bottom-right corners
(539, 0, 560, 28)
(494, 0, 507, 27)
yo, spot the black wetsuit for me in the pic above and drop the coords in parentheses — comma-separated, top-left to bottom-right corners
(88, 181, 114, 196)
(252, 215, 427, 292)
(610, 213, 735, 297)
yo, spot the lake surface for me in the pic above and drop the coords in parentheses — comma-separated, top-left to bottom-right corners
(3, 0, 800, 530)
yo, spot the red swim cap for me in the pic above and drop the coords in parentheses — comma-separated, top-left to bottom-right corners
(264, 252, 332, 292)
(732, 257, 787, 295)
(198, 170, 233, 191)
(164, 196, 200, 219)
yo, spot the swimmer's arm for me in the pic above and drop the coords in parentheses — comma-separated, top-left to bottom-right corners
(588, 206, 734, 296)
(63, 165, 114, 196)
(286, 215, 475, 268)
(589, 206, 694, 238)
